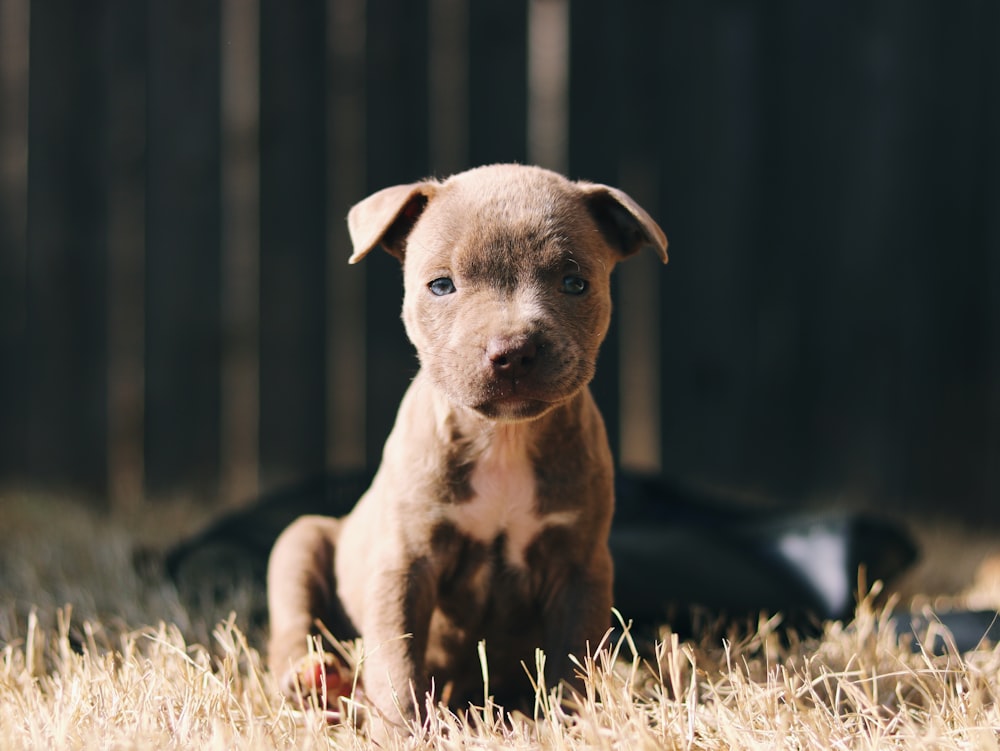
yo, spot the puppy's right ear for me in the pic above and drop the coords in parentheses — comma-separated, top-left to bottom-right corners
(347, 182, 437, 264)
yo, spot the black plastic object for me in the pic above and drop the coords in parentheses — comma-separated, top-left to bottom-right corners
(163, 471, 918, 629)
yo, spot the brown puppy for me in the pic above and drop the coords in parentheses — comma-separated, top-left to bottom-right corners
(266, 164, 667, 725)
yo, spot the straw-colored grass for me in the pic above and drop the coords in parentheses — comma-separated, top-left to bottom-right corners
(2, 491, 999, 750)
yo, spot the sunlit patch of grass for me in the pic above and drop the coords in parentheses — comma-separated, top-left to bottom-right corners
(1, 492, 999, 749)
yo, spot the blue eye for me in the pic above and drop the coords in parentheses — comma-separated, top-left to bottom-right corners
(561, 275, 588, 295)
(429, 277, 456, 296)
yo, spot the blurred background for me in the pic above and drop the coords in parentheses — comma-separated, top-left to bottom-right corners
(0, 0, 997, 524)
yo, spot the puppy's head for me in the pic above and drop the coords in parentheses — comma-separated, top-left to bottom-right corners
(348, 164, 667, 422)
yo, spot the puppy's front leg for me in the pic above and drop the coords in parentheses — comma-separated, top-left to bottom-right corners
(358, 560, 436, 725)
(267, 515, 357, 700)
(540, 547, 614, 695)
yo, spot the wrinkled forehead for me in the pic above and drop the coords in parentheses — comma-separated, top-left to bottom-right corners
(407, 178, 606, 282)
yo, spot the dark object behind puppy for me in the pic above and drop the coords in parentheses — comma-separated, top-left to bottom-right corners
(166, 468, 918, 630)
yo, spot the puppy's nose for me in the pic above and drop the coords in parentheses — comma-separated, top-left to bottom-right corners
(487, 336, 538, 379)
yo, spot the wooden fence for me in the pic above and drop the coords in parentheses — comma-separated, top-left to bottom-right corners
(0, 0, 998, 521)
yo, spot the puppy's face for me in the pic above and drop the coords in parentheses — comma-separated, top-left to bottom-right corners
(401, 170, 617, 421)
(348, 165, 668, 422)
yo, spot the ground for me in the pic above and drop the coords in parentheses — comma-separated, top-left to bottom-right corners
(1, 491, 999, 750)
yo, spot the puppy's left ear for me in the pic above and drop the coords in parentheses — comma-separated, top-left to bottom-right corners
(578, 183, 668, 263)
(347, 181, 438, 264)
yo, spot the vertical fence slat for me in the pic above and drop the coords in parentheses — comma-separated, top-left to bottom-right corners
(609, 0, 669, 474)
(326, 0, 367, 471)
(24, 0, 109, 499)
(567, 0, 625, 464)
(757, 5, 881, 503)
(258, 0, 328, 491)
(0, 0, 29, 485)
(363, 0, 430, 468)
(526, 0, 568, 173)
(658, 4, 765, 493)
(987, 2, 1000, 516)
(826, 5, 947, 508)
(883, 4, 997, 515)
(428, 0, 468, 174)
(145, 0, 222, 498)
(219, 0, 260, 505)
(468, 0, 528, 166)
(106, 0, 147, 509)
(567, 2, 621, 186)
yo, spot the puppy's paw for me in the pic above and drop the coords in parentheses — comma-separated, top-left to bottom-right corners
(281, 653, 361, 724)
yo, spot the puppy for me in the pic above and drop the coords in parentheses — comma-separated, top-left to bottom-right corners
(266, 164, 667, 725)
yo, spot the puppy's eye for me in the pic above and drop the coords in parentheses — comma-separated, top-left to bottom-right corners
(428, 277, 456, 296)
(560, 275, 588, 295)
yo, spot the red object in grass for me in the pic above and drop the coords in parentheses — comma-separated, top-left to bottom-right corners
(309, 660, 345, 695)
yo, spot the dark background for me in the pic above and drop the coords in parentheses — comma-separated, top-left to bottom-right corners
(0, 0, 997, 522)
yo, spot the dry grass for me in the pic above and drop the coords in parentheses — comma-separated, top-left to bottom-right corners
(2, 491, 999, 750)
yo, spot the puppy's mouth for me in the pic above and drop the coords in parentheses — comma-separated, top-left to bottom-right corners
(469, 379, 567, 421)
(474, 396, 551, 421)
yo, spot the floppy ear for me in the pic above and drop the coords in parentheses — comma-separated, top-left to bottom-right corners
(347, 181, 437, 264)
(577, 183, 668, 263)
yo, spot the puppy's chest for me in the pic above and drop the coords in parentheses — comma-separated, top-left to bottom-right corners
(441, 436, 577, 571)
